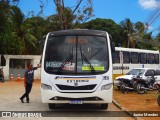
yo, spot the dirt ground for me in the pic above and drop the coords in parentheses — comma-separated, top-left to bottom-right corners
(1, 79, 160, 120)
(0, 80, 135, 120)
(113, 86, 160, 120)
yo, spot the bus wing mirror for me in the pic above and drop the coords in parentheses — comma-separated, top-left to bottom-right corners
(111, 42, 115, 52)
(1, 55, 6, 66)
(109, 35, 115, 52)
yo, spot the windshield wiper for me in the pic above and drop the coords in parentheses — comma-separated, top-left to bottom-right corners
(57, 47, 73, 73)
(80, 46, 95, 73)
(57, 54, 73, 73)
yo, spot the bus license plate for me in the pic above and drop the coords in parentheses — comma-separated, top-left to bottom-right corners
(69, 100, 83, 104)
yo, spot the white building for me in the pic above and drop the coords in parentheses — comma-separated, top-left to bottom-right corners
(0, 55, 41, 80)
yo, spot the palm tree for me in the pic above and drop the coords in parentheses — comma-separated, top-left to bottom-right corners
(0, 1, 22, 54)
(120, 19, 135, 48)
(9, 6, 37, 54)
(134, 22, 156, 49)
(134, 22, 145, 38)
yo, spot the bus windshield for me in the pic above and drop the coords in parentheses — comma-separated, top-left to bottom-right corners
(44, 35, 109, 75)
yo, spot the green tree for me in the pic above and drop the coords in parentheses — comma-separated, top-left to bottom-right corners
(134, 22, 145, 37)
(82, 18, 124, 46)
(10, 6, 39, 54)
(133, 21, 146, 49)
(52, 0, 94, 29)
(154, 33, 160, 50)
(45, 7, 76, 31)
(0, 1, 22, 54)
(119, 18, 135, 48)
(45, 14, 61, 31)
(23, 17, 47, 54)
(134, 22, 156, 49)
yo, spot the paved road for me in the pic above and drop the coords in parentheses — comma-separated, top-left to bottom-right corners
(0, 80, 134, 120)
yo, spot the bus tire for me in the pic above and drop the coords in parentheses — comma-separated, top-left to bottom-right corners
(157, 95, 160, 107)
(101, 103, 108, 109)
(48, 103, 56, 109)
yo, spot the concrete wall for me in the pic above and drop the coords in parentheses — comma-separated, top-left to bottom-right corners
(0, 55, 41, 80)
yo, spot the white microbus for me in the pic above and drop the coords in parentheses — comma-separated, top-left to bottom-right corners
(41, 29, 115, 109)
(113, 47, 160, 79)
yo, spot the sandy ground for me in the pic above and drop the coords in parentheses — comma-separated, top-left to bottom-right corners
(113, 86, 160, 120)
(0, 80, 134, 120)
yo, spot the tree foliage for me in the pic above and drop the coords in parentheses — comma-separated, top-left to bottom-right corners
(53, 0, 94, 29)
(1, 0, 160, 55)
(82, 18, 124, 46)
(0, 0, 22, 54)
(0, 1, 44, 54)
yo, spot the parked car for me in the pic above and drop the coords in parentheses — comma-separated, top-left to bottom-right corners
(114, 68, 160, 90)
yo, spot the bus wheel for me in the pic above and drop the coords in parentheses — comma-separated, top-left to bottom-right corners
(48, 103, 56, 109)
(101, 104, 108, 109)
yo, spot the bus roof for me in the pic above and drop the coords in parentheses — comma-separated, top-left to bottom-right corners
(48, 29, 108, 37)
(115, 47, 159, 54)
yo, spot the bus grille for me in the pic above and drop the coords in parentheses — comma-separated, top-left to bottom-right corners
(56, 84, 96, 90)
(50, 96, 102, 100)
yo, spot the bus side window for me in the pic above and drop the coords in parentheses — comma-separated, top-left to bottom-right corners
(113, 51, 120, 63)
(123, 51, 130, 63)
(148, 53, 155, 64)
(155, 54, 159, 64)
(131, 52, 139, 64)
(139, 53, 147, 64)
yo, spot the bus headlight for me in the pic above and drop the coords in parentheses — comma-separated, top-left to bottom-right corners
(41, 83, 52, 90)
(101, 83, 112, 90)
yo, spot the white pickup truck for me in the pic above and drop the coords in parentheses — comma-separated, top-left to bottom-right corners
(114, 68, 160, 90)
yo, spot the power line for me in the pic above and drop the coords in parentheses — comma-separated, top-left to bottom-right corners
(145, 1, 160, 31)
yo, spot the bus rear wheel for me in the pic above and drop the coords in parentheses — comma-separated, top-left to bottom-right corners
(101, 103, 108, 109)
(48, 103, 56, 109)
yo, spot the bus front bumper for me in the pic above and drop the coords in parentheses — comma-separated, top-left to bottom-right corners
(41, 88, 113, 104)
